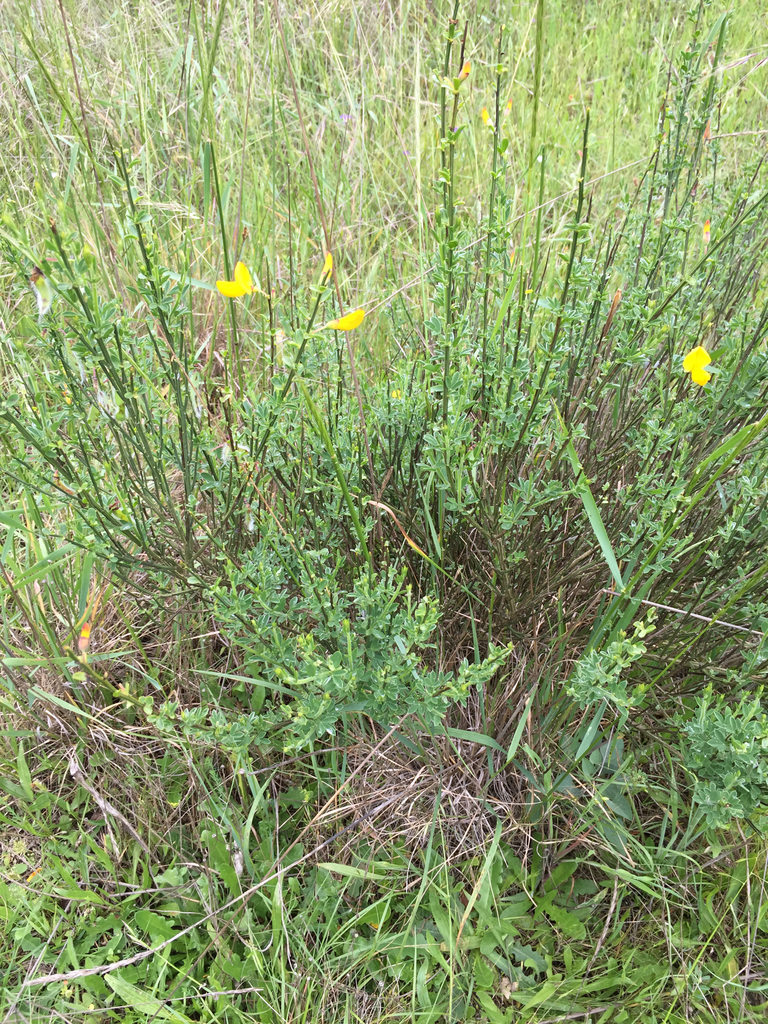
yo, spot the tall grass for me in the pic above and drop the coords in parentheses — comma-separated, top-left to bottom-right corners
(1, 1, 768, 1021)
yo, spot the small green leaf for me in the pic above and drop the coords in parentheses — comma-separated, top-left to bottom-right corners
(443, 727, 505, 754)
(544, 902, 587, 940)
(106, 975, 194, 1022)
(317, 862, 389, 881)
(474, 951, 496, 989)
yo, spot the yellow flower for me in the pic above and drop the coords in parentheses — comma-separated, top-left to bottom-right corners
(217, 261, 256, 298)
(458, 61, 471, 82)
(703, 219, 711, 246)
(391, 389, 402, 400)
(322, 251, 333, 277)
(504, 99, 512, 116)
(683, 345, 712, 387)
(481, 107, 491, 126)
(325, 308, 365, 331)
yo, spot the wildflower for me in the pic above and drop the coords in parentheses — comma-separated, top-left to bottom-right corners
(703, 219, 711, 247)
(29, 266, 53, 318)
(78, 622, 91, 654)
(504, 99, 512, 116)
(683, 345, 712, 387)
(391, 389, 402, 399)
(322, 252, 333, 278)
(481, 107, 491, 126)
(216, 261, 257, 298)
(458, 61, 471, 82)
(325, 308, 365, 331)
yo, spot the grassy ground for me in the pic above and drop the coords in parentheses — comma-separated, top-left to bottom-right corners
(2, 0, 768, 1021)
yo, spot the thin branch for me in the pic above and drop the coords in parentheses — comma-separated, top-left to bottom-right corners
(601, 590, 765, 637)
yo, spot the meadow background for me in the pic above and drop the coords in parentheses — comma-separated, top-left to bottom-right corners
(1, 0, 768, 1021)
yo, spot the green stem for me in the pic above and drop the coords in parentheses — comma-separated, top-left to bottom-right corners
(209, 143, 240, 391)
(299, 382, 373, 574)
(481, 29, 506, 411)
(441, 6, 464, 424)
(518, 0, 545, 343)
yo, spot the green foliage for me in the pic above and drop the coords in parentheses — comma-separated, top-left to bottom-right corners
(2, 0, 768, 1020)
(567, 632, 647, 713)
(682, 689, 768, 830)
(147, 561, 512, 753)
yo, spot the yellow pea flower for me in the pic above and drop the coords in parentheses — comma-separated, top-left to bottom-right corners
(703, 219, 711, 246)
(683, 345, 712, 387)
(322, 252, 333, 277)
(217, 261, 256, 298)
(325, 308, 365, 331)
(481, 107, 491, 126)
(504, 99, 512, 116)
(458, 61, 471, 82)
(391, 389, 402, 400)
